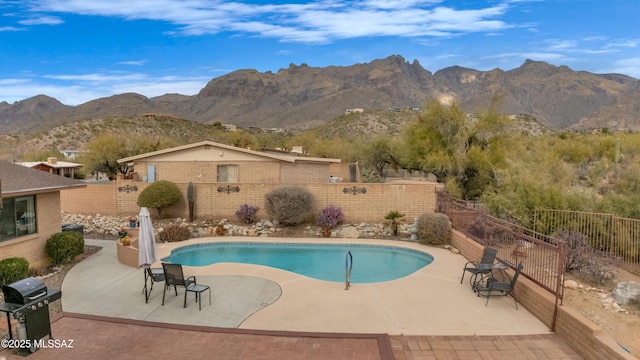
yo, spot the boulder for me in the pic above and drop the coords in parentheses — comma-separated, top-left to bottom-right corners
(564, 280, 579, 289)
(612, 281, 640, 306)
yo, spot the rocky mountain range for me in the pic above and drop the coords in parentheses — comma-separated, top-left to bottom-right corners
(1, 55, 639, 134)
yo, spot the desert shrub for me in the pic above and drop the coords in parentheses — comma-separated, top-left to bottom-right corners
(554, 229, 617, 285)
(317, 204, 345, 229)
(0, 257, 29, 286)
(264, 186, 315, 226)
(235, 204, 260, 224)
(45, 231, 85, 265)
(158, 224, 191, 242)
(416, 212, 451, 245)
(137, 180, 182, 218)
(29, 265, 49, 277)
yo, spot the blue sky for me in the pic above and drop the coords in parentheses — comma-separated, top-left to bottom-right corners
(1, 0, 638, 106)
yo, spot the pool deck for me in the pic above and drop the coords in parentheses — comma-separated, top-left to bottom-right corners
(0, 238, 583, 359)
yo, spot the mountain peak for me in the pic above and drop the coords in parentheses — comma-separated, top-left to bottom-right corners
(1, 55, 639, 135)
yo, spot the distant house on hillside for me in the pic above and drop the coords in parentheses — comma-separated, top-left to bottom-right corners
(0, 160, 86, 266)
(117, 140, 360, 184)
(60, 149, 83, 160)
(19, 157, 82, 178)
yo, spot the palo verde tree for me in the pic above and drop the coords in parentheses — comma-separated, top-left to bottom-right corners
(137, 180, 182, 219)
(362, 135, 401, 179)
(78, 134, 129, 180)
(403, 98, 509, 200)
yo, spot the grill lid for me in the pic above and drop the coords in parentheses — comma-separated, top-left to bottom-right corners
(2, 277, 47, 305)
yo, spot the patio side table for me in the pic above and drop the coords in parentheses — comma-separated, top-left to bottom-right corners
(185, 284, 211, 311)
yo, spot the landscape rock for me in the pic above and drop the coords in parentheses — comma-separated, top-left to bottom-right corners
(61, 212, 411, 241)
(564, 280, 579, 289)
(612, 281, 640, 306)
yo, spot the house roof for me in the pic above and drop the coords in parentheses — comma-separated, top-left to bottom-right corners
(0, 160, 86, 196)
(117, 140, 341, 164)
(19, 160, 82, 169)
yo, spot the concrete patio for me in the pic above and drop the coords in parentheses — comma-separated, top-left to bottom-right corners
(0, 238, 583, 359)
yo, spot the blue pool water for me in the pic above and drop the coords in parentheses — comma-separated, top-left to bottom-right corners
(162, 242, 434, 283)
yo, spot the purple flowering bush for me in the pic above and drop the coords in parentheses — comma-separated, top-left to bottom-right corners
(235, 204, 260, 224)
(317, 204, 345, 229)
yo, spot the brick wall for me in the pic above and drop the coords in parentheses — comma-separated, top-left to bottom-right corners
(131, 160, 334, 184)
(451, 230, 635, 360)
(61, 184, 117, 215)
(0, 192, 64, 267)
(61, 181, 442, 223)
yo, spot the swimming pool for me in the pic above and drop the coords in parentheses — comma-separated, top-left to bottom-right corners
(162, 242, 434, 283)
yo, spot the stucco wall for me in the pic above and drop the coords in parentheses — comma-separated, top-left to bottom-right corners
(0, 192, 63, 267)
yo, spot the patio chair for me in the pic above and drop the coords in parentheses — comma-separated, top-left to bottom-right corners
(460, 247, 498, 287)
(161, 263, 211, 309)
(484, 262, 523, 309)
(142, 267, 166, 303)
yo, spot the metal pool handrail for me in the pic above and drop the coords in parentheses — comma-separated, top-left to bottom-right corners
(345, 250, 353, 290)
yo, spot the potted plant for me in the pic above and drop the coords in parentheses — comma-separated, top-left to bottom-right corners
(216, 222, 225, 236)
(384, 210, 405, 236)
(317, 204, 344, 237)
(121, 235, 131, 246)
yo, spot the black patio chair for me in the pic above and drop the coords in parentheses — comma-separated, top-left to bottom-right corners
(460, 247, 498, 287)
(142, 267, 166, 303)
(484, 262, 523, 309)
(162, 263, 198, 307)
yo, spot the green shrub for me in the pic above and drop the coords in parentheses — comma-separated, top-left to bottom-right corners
(417, 213, 451, 245)
(137, 180, 182, 219)
(158, 224, 191, 242)
(0, 257, 29, 286)
(264, 186, 315, 226)
(45, 231, 85, 265)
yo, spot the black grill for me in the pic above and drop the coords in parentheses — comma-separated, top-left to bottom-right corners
(2, 277, 47, 305)
(0, 277, 61, 353)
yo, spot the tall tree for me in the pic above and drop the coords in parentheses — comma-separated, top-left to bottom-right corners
(78, 134, 129, 180)
(403, 99, 508, 200)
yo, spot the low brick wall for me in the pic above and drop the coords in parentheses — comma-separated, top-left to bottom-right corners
(61, 180, 443, 224)
(451, 230, 635, 360)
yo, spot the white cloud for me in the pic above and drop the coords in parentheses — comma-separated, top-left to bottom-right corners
(607, 57, 640, 78)
(604, 39, 639, 49)
(118, 60, 148, 66)
(0, 26, 23, 31)
(113, 78, 209, 98)
(486, 52, 568, 62)
(0, 71, 210, 105)
(25, 0, 513, 43)
(44, 73, 148, 82)
(18, 15, 63, 25)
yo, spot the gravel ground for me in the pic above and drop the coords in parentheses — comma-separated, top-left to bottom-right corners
(0, 244, 103, 340)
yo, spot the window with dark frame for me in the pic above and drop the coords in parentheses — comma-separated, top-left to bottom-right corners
(0, 195, 37, 241)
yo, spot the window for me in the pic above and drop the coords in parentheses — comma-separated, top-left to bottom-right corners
(217, 165, 238, 183)
(0, 196, 37, 242)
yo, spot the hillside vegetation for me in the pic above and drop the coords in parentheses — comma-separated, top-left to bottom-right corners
(3, 105, 640, 227)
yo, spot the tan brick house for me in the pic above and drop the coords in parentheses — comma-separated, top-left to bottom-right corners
(117, 140, 359, 184)
(0, 161, 86, 266)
